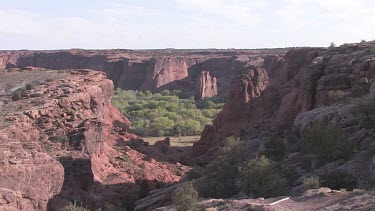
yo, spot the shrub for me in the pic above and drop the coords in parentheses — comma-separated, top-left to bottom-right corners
(46, 78, 53, 82)
(368, 45, 375, 54)
(300, 122, 352, 162)
(329, 42, 336, 49)
(201, 137, 246, 198)
(25, 82, 36, 90)
(140, 162, 146, 169)
(328, 90, 346, 103)
(62, 202, 89, 211)
(51, 135, 69, 144)
(303, 176, 320, 190)
(174, 182, 198, 211)
(264, 136, 286, 161)
(12, 91, 23, 101)
(320, 172, 357, 191)
(186, 168, 202, 181)
(239, 155, 282, 198)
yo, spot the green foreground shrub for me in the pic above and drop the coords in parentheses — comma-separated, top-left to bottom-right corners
(12, 90, 23, 101)
(264, 136, 286, 161)
(303, 176, 320, 190)
(174, 182, 198, 211)
(240, 155, 282, 198)
(300, 122, 352, 162)
(200, 137, 246, 198)
(320, 172, 357, 191)
(25, 82, 36, 90)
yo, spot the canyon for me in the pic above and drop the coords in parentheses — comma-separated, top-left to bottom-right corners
(1, 42, 375, 211)
(0, 49, 286, 100)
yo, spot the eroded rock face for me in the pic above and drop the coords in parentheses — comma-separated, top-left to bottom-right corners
(0, 69, 189, 211)
(0, 125, 64, 211)
(194, 71, 218, 100)
(0, 49, 287, 98)
(194, 42, 375, 162)
(193, 65, 270, 157)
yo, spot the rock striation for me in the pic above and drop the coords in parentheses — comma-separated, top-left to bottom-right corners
(194, 71, 218, 100)
(193, 42, 375, 186)
(0, 69, 189, 210)
(0, 49, 287, 99)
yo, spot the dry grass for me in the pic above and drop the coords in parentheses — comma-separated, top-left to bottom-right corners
(143, 136, 200, 147)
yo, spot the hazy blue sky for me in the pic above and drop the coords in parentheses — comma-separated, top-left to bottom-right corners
(1, 0, 374, 49)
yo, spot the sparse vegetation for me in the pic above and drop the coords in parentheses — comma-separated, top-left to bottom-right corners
(328, 90, 346, 103)
(329, 42, 336, 49)
(51, 135, 69, 144)
(112, 89, 224, 137)
(240, 155, 282, 198)
(174, 182, 198, 211)
(264, 136, 286, 161)
(320, 172, 357, 191)
(62, 202, 89, 211)
(200, 137, 246, 198)
(25, 82, 37, 90)
(368, 45, 375, 54)
(353, 188, 365, 195)
(140, 162, 146, 169)
(12, 89, 25, 101)
(186, 168, 202, 181)
(300, 122, 353, 162)
(303, 176, 320, 190)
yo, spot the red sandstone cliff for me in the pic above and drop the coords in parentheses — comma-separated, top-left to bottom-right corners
(194, 71, 218, 100)
(193, 42, 375, 163)
(0, 49, 287, 99)
(0, 69, 188, 210)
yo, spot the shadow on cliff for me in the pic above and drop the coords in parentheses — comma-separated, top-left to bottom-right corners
(47, 154, 176, 211)
(113, 137, 196, 166)
(155, 56, 247, 97)
(47, 156, 172, 211)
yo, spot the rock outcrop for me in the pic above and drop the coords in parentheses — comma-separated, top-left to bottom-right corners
(151, 188, 375, 211)
(193, 42, 375, 168)
(0, 49, 287, 98)
(194, 71, 218, 100)
(0, 69, 189, 211)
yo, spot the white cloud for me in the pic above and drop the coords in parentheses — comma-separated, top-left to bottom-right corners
(0, 10, 46, 35)
(0, 0, 374, 49)
(172, 0, 267, 27)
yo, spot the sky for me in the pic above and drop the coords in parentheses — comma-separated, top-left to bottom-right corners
(0, 0, 375, 50)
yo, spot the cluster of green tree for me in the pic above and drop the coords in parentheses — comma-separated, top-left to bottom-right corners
(199, 137, 283, 199)
(112, 89, 225, 136)
(197, 121, 356, 199)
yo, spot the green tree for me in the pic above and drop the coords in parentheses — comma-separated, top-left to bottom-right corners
(150, 117, 175, 136)
(239, 155, 282, 198)
(174, 183, 198, 211)
(183, 119, 201, 135)
(201, 137, 246, 198)
(300, 122, 352, 162)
